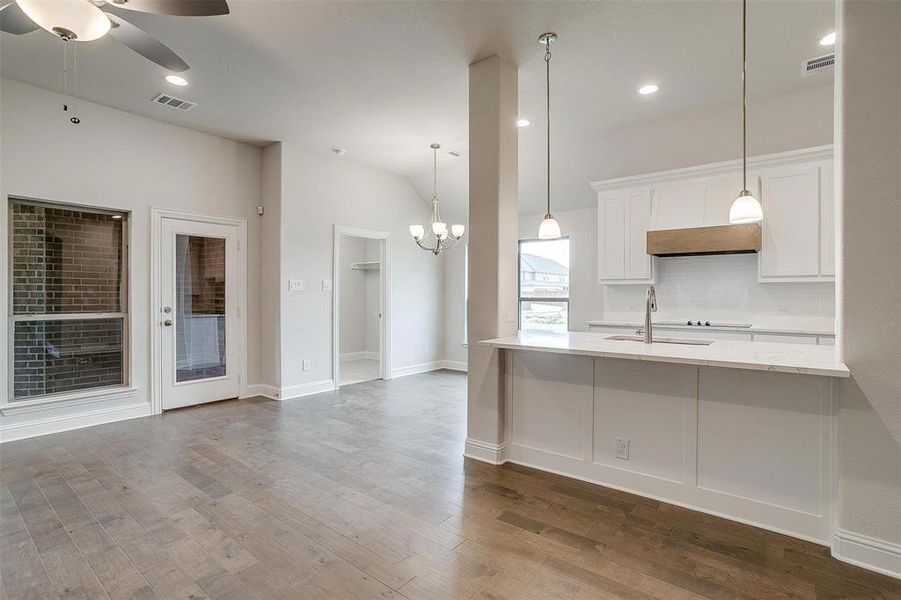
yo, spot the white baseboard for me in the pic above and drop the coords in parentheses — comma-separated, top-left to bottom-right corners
(391, 361, 444, 378)
(245, 384, 280, 400)
(246, 380, 335, 401)
(341, 351, 378, 362)
(833, 529, 901, 580)
(1, 401, 152, 443)
(441, 360, 468, 372)
(464, 438, 508, 465)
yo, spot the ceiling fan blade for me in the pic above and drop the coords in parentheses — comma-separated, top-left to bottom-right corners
(104, 0, 228, 17)
(0, 2, 40, 35)
(106, 13, 189, 72)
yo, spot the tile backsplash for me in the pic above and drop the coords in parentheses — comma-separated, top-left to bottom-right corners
(600, 254, 835, 327)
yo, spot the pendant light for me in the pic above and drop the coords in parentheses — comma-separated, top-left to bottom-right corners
(409, 143, 465, 255)
(729, 0, 763, 224)
(537, 32, 562, 240)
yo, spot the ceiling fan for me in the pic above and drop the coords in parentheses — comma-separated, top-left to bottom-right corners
(0, 0, 229, 72)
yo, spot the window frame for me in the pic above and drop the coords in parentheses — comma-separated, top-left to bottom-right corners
(517, 236, 571, 332)
(6, 196, 132, 408)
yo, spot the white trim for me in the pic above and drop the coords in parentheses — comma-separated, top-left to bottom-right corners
(333, 225, 392, 390)
(245, 383, 280, 400)
(832, 529, 901, 580)
(280, 379, 336, 400)
(341, 351, 379, 362)
(590, 145, 834, 192)
(441, 360, 468, 372)
(464, 439, 508, 465)
(391, 361, 445, 378)
(1, 401, 150, 443)
(244, 380, 335, 401)
(150, 208, 248, 415)
(0, 386, 138, 415)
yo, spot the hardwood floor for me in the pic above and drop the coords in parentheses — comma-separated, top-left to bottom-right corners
(1, 370, 898, 599)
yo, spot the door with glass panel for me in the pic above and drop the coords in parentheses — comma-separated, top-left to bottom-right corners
(159, 218, 239, 409)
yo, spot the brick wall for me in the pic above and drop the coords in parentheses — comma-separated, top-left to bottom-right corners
(10, 202, 126, 399)
(12, 203, 123, 315)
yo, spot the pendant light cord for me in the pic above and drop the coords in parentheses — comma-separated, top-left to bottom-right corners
(545, 37, 552, 217)
(741, 0, 747, 192)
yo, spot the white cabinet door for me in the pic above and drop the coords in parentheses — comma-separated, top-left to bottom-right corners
(598, 191, 626, 280)
(758, 165, 821, 279)
(626, 189, 652, 280)
(820, 163, 835, 276)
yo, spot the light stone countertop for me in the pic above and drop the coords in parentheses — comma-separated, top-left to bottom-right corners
(480, 330, 850, 378)
(586, 320, 835, 337)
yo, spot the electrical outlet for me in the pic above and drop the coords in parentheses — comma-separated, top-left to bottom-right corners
(615, 438, 630, 460)
(628, 304, 640, 312)
(778, 307, 791, 315)
(423, 344, 430, 355)
(288, 279, 303, 292)
(302, 359, 311, 371)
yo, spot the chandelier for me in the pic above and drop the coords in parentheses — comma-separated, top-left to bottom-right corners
(409, 143, 465, 254)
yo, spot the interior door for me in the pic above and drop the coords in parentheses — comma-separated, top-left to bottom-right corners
(160, 218, 239, 409)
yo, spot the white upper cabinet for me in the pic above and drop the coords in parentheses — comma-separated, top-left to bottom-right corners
(597, 187, 652, 283)
(757, 159, 834, 282)
(592, 146, 834, 286)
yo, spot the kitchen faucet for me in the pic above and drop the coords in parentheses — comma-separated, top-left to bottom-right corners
(644, 285, 657, 344)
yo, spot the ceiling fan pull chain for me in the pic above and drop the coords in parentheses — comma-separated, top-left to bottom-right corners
(70, 41, 80, 124)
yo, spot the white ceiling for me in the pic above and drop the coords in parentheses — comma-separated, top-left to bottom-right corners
(1, 0, 835, 216)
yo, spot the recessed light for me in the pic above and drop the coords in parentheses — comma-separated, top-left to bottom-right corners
(331, 148, 346, 156)
(516, 119, 530, 127)
(638, 83, 659, 95)
(166, 74, 188, 86)
(819, 31, 836, 46)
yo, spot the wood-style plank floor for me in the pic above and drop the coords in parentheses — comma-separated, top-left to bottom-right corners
(2, 370, 899, 599)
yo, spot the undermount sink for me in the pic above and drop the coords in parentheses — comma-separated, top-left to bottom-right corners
(605, 335, 714, 346)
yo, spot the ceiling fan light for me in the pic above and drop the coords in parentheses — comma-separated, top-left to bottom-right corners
(18, 0, 111, 41)
(729, 191, 763, 224)
(538, 215, 562, 240)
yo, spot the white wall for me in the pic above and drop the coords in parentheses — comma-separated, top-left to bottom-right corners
(338, 235, 378, 356)
(0, 78, 263, 438)
(833, 0, 901, 577)
(364, 239, 380, 355)
(260, 143, 282, 388)
(277, 144, 444, 390)
(443, 247, 468, 366)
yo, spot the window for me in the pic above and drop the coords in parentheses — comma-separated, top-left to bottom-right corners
(518, 238, 570, 332)
(9, 199, 128, 402)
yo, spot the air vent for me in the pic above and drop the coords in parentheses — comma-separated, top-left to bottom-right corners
(802, 53, 835, 77)
(151, 93, 197, 111)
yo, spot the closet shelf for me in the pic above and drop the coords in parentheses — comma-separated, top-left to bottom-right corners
(351, 261, 380, 271)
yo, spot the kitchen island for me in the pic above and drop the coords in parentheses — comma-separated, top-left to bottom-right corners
(479, 330, 848, 544)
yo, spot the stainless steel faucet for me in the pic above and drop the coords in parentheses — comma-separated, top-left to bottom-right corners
(644, 285, 657, 343)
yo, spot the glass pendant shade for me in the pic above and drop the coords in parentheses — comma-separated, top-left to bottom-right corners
(18, 0, 111, 41)
(431, 222, 447, 237)
(538, 215, 562, 240)
(409, 224, 425, 241)
(729, 190, 763, 224)
(450, 224, 465, 238)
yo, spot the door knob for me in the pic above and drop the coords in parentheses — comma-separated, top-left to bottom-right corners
(163, 319, 173, 327)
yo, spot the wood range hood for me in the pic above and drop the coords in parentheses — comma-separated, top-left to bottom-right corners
(646, 223, 761, 257)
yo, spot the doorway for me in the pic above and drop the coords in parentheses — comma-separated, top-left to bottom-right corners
(333, 226, 390, 388)
(152, 209, 247, 411)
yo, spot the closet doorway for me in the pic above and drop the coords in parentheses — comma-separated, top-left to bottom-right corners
(333, 226, 391, 388)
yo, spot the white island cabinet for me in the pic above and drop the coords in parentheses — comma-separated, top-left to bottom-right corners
(480, 331, 848, 544)
(592, 146, 834, 284)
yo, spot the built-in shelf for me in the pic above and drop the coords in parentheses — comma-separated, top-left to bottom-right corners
(351, 261, 380, 271)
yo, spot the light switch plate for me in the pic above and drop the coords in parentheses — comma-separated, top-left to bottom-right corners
(302, 359, 311, 371)
(322, 279, 332, 291)
(288, 279, 304, 292)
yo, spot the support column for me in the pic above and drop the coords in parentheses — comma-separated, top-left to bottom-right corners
(466, 55, 519, 464)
